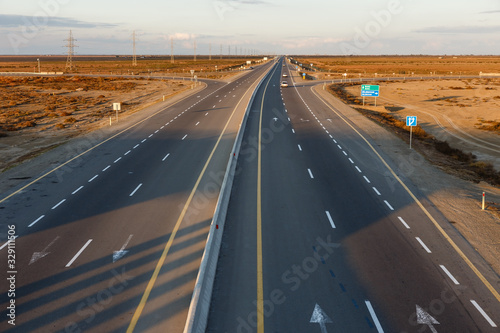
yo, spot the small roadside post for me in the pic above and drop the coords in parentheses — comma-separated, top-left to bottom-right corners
(113, 103, 121, 122)
(406, 116, 417, 149)
(482, 192, 485, 210)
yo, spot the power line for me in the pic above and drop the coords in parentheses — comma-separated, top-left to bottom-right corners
(132, 31, 137, 66)
(64, 30, 77, 72)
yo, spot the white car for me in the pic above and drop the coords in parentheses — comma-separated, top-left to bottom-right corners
(282, 73, 288, 77)
(281, 81, 288, 87)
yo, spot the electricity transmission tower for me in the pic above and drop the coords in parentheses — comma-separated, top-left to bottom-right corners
(170, 37, 174, 64)
(64, 30, 77, 72)
(132, 31, 137, 66)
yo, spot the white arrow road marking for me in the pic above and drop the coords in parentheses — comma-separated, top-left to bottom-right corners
(30, 236, 60, 265)
(66, 239, 92, 267)
(113, 234, 133, 263)
(273, 117, 278, 121)
(310, 304, 332, 333)
(416, 305, 439, 333)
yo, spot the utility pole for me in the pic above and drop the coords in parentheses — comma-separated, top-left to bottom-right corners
(170, 37, 174, 64)
(220, 44, 222, 60)
(209, 43, 211, 61)
(64, 30, 77, 72)
(132, 31, 137, 66)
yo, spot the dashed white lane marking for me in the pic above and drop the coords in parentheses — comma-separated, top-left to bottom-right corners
(416, 237, 432, 253)
(72, 186, 84, 195)
(149, 134, 153, 138)
(372, 187, 381, 196)
(440, 265, 460, 285)
(195, 122, 200, 126)
(298, 144, 302, 151)
(348, 158, 354, 164)
(114, 157, 122, 163)
(161, 126, 164, 129)
(342, 151, 347, 156)
(308, 169, 314, 179)
(154, 130, 159, 134)
(333, 139, 337, 143)
(133, 144, 139, 149)
(325, 211, 336, 228)
(365, 301, 384, 333)
(124, 150, 131, 156)
(129, 183, 143, 197)
(470, 300, 497, 327)
(213, 105, 216, 108)
(384, 200, 394, 211)
(28, 215, 45, 228)
(51, 199, 66, 210)
(65, 239, 92, 267)
(398, 216, 410, 229)
(141, 139, 147, 143)
(363, 176, 371, 183)
(102, 165, 111, 172)
(292, 129, 295, 134)
(0, 236, 18, 250)
(162, 153, 170, 162)
(88, 175, 98, 182)
(355, 166, 362, 173)
(205, 112, 209, 116)
(182, 134, 188, 140)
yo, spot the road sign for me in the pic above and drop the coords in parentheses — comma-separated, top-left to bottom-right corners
(406, 116, 417, 127)
(361, 85, 379, 97)
(113, 103, 121, 111)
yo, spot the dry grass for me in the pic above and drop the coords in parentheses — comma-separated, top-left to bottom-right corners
(293, 55, 500, 76)
(328, 83, 500, 186)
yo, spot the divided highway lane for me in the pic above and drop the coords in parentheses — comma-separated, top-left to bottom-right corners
(207, 57, 500, 332)
(0, 61, 273, 332)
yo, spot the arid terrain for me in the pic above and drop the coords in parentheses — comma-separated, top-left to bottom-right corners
(293, 55, 500, 78)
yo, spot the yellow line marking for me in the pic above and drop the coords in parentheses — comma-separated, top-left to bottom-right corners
(311, 86, 500, 303)
(0, 84, 208, 205)
(256, 62, 280, 333)
(127, 69, 271, 332)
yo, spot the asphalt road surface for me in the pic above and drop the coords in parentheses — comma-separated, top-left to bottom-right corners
(207, 58, 500, 332)
(0, 61, 273, 332)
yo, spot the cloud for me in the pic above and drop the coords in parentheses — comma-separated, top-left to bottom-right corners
(278, 36, 345, 50)
(413, 25, 500, 34)
(0, 14, 117, 29)
(167, 32, 197, 40)
(479, 10, 500, 14)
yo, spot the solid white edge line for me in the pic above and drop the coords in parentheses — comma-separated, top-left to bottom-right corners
(28, 215, 45, 228)
(398, 216, 410, 229)
(470, 300, 497, 327)
(384, 200, 394, 211)
(129, 183, 143, 197)
(65, 239, 92, 267)
(51, 199, 66, 210)
(325, 211, 336, 228)
(308, 169, 314, 179)
(0, 236, 18, 250)
(72, 186, 84, 195)
(440, 265, 460, 285)
(162, 153, 170, 161)
(416, 237, 432, 253)
(365, 300, 384, 333)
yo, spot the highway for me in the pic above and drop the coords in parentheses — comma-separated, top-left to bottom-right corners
(0, 61, 273, 332)
(207, 58, 500, 332)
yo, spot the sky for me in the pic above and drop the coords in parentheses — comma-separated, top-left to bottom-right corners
(1, 0, 499, 55)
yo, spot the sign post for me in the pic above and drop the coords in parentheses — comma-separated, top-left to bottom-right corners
(361, 85, 379, 106)
(406, 116, 417, 149)
(113, 103, 121, 122)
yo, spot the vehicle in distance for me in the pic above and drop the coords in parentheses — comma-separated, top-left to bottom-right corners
(281, 81, 288, 87)
(282, 73, 288, 77)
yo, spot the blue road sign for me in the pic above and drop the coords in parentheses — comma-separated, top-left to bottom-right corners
(361, 85, 379, 97)
(406, 116, 417, 127)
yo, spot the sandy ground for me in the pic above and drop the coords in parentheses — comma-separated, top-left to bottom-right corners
(315, 82, 500, 276)
(345, 79, 500, 170)
(0, 77, 195, 172)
